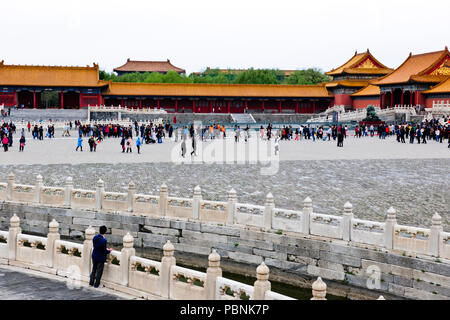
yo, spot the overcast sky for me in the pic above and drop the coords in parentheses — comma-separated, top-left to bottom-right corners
(1, 0, 449, 75)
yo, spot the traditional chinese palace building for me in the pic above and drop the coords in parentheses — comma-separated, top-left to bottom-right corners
(113, 59, 185, 76)
(0, 48, 448, 112)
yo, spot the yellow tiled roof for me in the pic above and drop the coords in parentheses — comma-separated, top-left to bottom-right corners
(104, 82, 333, 98)
(351, 85, 380, 97)
(423, 77, 450, 94)
(373, 48, 449, 85)
(326, 50, 392, 76)
(0, 61, 106, 87)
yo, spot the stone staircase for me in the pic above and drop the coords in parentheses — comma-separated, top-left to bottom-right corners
(231, 113, 256, 123)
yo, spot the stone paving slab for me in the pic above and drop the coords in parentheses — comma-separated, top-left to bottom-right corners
(0, 265, 128, 300)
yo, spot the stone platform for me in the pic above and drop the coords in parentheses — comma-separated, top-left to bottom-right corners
(0, 264, 128, 300)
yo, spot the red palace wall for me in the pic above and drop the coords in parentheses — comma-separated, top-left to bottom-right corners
(0, 92, 15, 107)
(352, 96, 380, 109)
(425, 96, 450, 108)
(333, 94, 353, 106)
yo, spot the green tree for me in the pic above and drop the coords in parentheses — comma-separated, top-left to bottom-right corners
(99, 70, 119, 81)
(284, 68, 330, 85)
(233, 69, 279, 84)
(144, 72, 165, 83)
(162, 70, 193, 83)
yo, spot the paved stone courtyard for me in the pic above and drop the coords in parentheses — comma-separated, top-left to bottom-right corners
(1, 129, 449, 229)
(0, 265, 126, 300)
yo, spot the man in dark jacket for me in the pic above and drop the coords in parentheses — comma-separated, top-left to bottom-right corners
(89, 225, 111, 288)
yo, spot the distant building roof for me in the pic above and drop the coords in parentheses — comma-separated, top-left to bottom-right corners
(103, 82, 333, 98)
(373, 47, 450, 85)
(423, 77, 450, 94)
(113, 59, 185, 74)
(325, 79, 371, 88)
(351, 85, 380, 97)
(326, 50, 393, 76)
(0, 61, 106, 87)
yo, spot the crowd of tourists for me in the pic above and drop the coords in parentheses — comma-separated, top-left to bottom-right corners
(1, 114, 449, 154)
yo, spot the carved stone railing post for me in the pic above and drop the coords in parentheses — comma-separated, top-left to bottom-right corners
(302, 197, 312, 235)
(46, 219, 60, 268)
(430, 212, 442, 257)
(342, 202, 353, 241)
(8, 214, 21, 260)
(34, 174, 43, 204)
(96, 179, 104, 210)
(254, 262, 271, 300)
(263, 193, 274, 230)
(65, 177, 73, 207)
(121, 233, 135, 286)
(384, 207, 397, 250)
(161, 240, 176, 298)
(206, 249, 222, 300)
(159, 183, 168, 216)
(7, 172, 14, 201)
(82, 226, 95, 277)
(127, 182, 135, 212)
(193, 185, 202, 220)
(311, 277, 327, 300)
(227, 188, 237, 225)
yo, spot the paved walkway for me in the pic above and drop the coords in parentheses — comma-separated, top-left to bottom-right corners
(0, 265, 131, 300)
(1, 129, 449, 165)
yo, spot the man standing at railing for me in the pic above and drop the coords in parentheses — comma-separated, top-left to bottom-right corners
(89, 225, 112, 288)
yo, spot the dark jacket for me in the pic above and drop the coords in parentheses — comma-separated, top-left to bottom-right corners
(92, 234, 111, 263)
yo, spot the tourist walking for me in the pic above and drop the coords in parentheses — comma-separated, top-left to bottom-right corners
(337, 126, 344, 147)
(2, 135, 8, 152)
(181, 138, 186, 157)
(19, 135, 25, 152)
(76, 135, 83, 151)
(191, 136, 197, 156)
(89, 225, 112, 288)
(126, 136, 132, 153)
(88, 136, 96, 152)
(136, 136, 142, 154)
(120, 136, 126, 153)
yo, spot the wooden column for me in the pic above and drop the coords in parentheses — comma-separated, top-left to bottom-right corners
(210, 100, 213, 113)
(261, 100, 265, 113)
(193, 100, 196, 113)
(33, 90, 36, 109)
(157, 99, 160, 109)
(61, 91, 64, 109)
(278, 100, 282, 113)
(97, 94, 101, 106)
(312, 101, 316, 113)
(390, 89, 394, 107)
(175, 99, 178, 112)
(13, 91, 17, 107)
(139, 99, 142, 109)
(227, 100, 230, 113)
(410, 92, 413, 105)
(379, 92, 382, 109)
(400, 89, 404, 106)
(79, 93, 82, 109)
(244, 100, 248, 113)
(295, 101, 299, 114)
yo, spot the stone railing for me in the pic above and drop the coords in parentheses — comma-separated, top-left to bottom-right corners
(308, 105, 418, 123)
(88, 105, 168, 114)
(0, 215, 310, 300)
(1, 173, 449, 262)
(425, 101, 450, 116)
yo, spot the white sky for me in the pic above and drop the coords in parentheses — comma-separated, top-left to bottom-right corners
(1, 0, 449, 75)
